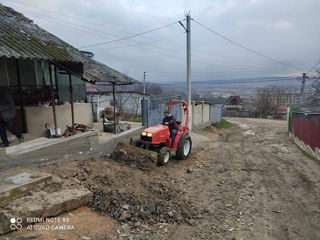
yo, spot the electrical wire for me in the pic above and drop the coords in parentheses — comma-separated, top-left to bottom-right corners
(158, 77, 299, 85)
(307, 56, 320, 74)
(192, 19, 303, 71)
(5, 1, 302, 78)
(5, 3, 293, 74)
(102, 33, 185, 50)
(3, 0, 306, 73)
(78, 22, 180, 49)
(3, 0, 144, 37)
(194, 78, 298, 85)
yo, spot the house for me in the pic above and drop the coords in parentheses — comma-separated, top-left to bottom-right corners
(224, 96, 244, 110)
(273, 105, 288, 119)
(0, 4, 137, 139)
(87, 84, 149, 119)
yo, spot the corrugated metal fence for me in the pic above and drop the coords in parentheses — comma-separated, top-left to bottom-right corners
(290, 111, 320, 151)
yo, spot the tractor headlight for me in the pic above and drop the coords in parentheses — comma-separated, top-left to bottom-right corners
(141, 131, 147, 136)
(147, 132, 153, 137)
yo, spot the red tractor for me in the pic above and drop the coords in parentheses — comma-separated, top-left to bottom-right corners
(139, 100, 192, 165)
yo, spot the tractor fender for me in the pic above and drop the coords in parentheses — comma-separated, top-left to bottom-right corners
(177, 132, 189, 150)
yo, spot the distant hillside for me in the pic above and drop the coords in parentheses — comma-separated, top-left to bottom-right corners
(158, 77, 309, 89)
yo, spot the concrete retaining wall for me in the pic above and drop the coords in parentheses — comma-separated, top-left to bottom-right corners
(97, 126, 144, 155)
(0, 131, 99, 170)
(25, 103, 93, 137)
(0, 127, 144, 170)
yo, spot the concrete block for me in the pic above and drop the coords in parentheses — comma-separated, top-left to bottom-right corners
(0, 188, 92, 234)
(0, 171, 51, 203)
(42, 188, 93, 217)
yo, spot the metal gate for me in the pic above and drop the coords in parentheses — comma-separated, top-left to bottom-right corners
(210, 104, 223, 124)
(141, 96, 183, 127)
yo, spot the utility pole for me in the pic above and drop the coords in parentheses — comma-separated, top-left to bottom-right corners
(179, 11, 192, 130)
(143, 71, 146, 95)
(301, 73, 308, 104)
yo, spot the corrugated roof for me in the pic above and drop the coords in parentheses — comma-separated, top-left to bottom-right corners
(82, 59, 137, 84)
(292, 106, 320, 114)
(0, 4, 84, 63)
(0, 4, 137, 84)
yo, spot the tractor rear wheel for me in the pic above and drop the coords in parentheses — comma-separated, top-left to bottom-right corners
(176, 134, 192, 160)
(157, 147, 170, 166)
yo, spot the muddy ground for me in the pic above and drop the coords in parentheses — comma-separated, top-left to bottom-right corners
(5, 118, 320, 240)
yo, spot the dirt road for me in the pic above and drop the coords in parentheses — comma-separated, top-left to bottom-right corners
(6, 118, 320, 240)
(167, 117, 320, 240)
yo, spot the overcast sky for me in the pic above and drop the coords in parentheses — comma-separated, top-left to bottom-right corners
(2, 0, 320, 84)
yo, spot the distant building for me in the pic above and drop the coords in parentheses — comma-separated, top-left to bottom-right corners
(268, 92, 302, 106)
(224, 96, 244, 110)
(193, 97, 227, 105)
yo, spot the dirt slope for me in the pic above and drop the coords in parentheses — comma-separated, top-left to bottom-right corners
(4, 118, 320, 240)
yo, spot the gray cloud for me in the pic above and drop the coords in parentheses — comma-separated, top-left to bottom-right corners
(1, 0, 320, 84)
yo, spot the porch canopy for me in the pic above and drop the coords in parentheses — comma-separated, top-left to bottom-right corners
(0, 4, 138, 135)
(0, 3, 137, 85)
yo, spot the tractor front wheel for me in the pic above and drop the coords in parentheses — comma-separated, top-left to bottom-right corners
(157, 147, 170, 166)
(176, 134, 192, 160)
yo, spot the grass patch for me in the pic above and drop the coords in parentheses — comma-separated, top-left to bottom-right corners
(213, 119, 233, 129)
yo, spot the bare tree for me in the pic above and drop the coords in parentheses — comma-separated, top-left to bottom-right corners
(254, 88, 277, 118)
(133, 82, 163, 98)
(114, 85, 131, 113)
(307, 72, 320, 106)
(146, 83, 162, 97)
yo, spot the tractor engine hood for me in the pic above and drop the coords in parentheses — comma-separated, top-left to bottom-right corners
(141, 125, 169, 144)
(143, 124, 168, 134)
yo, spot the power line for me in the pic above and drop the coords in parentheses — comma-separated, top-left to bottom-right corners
(307, 56, 320, 74)
(7, 1, 300, 77)
(103, 33, 185, 50)
(134, 70, 276, 74)
(192, 19, 303, 71)
(16, 10, 118, 39)
(19, 8, 271, 73)
(4, 0, 144, 37)
(197, 78, 298, 85)
(158, 77, 299, 85)
(8, 4, 293, 74)
(79, 22, 180, 49)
